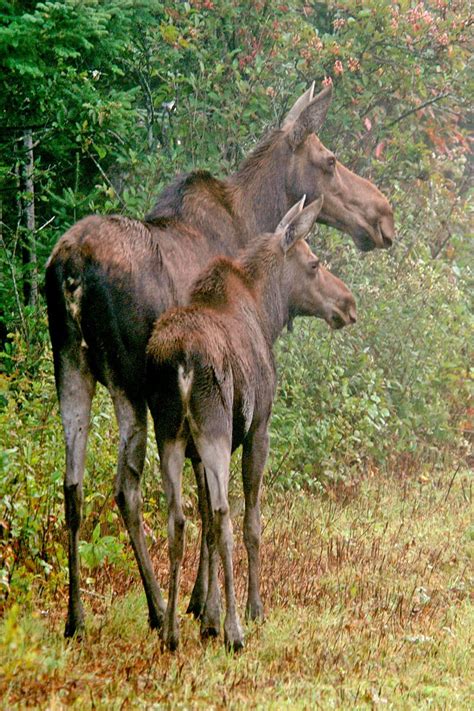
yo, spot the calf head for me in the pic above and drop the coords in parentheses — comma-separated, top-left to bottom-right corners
(278, 197, 356, 330)
(282, 83, 395, 252)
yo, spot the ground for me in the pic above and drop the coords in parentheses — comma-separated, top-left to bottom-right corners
(1, 466, 472, 709)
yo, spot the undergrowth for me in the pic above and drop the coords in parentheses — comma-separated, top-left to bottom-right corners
(1, 466, 472, 709)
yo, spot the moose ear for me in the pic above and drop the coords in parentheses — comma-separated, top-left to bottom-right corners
(281, 82, 315, 128)
(276, 195, 306, 233)
(286, 85, 333, 149)
(280, 196, 324, 253)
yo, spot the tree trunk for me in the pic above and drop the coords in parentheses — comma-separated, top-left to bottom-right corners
(14, 149, 29, 305)
(22, 129, 37, 308)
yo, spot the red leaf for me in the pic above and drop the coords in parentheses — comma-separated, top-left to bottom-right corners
(375, 141, 385, 159)
(364, 117, 372, 131)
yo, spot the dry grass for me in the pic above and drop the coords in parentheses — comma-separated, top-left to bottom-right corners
(1, 466, 472, 709)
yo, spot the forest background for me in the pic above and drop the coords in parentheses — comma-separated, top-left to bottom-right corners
(0, 1, 472, 705)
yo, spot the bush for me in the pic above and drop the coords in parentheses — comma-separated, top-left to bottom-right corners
(271, 241, 471, 489)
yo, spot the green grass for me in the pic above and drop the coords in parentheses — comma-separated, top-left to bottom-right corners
(1, 467, 472, 709)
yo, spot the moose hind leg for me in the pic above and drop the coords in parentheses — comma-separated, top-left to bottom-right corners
(158, 439, 186, 651)
(112, 391, 165, 630)
(59, 361, 96, 638)
(197, 437, 244, 651)
(187, 459, 221, 621)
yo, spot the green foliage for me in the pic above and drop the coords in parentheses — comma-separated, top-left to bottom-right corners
(271, 243, 471, 489)
(79, 523, 125, 570)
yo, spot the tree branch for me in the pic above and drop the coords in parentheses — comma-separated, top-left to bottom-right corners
(386, 92, 451, 129)
(85, 150, 127, 210)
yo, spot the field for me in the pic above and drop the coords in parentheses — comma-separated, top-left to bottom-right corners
(2, 464, 472, 709)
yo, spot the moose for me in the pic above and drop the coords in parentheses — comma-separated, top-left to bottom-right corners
(146, 196, 356, 650)
(45, 82, 394, 639)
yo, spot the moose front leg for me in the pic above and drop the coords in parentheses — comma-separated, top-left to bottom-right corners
(242, 421, 269, 622)
(112, 391, 166, 630)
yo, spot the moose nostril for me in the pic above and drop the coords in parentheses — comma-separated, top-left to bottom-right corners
(379, 219, 394, 248)
(347, 304, 357, 324)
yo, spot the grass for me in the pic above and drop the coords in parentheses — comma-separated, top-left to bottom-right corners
(1, 466, 472, 709)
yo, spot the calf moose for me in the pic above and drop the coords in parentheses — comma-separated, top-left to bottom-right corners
(146, 196, 356, 651)
(46, 83, 393, 639)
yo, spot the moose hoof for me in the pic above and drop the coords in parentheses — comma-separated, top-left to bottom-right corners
(200, 600, 221, 638)
(161, 619, 179, 652)
(64, 617, 85, 640)
(224, 633, 245, 653)
(164, 633, 180, 652)
(148, 610, 165, 631)
(200, 622, 220, 640)
(224, 619, 244, 653)
(245, 600, 265, 622)
(186, 597, 205, 620)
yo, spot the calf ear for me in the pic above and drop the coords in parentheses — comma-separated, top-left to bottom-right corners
(281, 82, 315, 128)
(281, 196, 324, 253)
(287, 85, 332, 149)
(277, 195, 306, 233)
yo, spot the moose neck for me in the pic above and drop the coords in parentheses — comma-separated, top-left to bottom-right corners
(229, 130, 292, 239)
(145, 133, 295, 255)
(240, 247, 290, 344)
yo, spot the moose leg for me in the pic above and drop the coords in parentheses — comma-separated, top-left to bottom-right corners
(187, 460, 221, 621)
(204, 488, 223, 632)
(200, 484, 222, 639)
(197, 437, 244, 651)
(112, 390, 165, 630)
(57, 359, 96, 638)
(187, 460, 208, 617)
(158, 439, 186, 651)
(242, 423, 269, 621)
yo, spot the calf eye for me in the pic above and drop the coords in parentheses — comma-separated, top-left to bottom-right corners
(327, 155, 336, 169)
(309, 258, 320, 271)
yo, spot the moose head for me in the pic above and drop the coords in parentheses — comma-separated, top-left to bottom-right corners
(281, 83, 395, 251)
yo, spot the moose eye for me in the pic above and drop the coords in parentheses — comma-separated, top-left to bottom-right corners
(327, 155, 336, 169)
(309, 258, 320, 271)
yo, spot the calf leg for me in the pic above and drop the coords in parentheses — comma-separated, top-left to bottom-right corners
(112, 390, 165, 630)
(158, 439, 186, 651)
(187, 460, 221, 622)
(59, 361, 96, 638)
(200, 485, 222, 639)
(242, 423, 269, 621)
(196, 437, 243, 651)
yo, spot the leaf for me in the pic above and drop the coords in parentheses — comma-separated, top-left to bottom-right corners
(160, 24, 179, 44)
(374, 141, 385, 159)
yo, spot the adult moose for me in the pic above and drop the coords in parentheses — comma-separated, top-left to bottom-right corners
(147, 196, 356, 651)
(45, 82, 395, 639)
